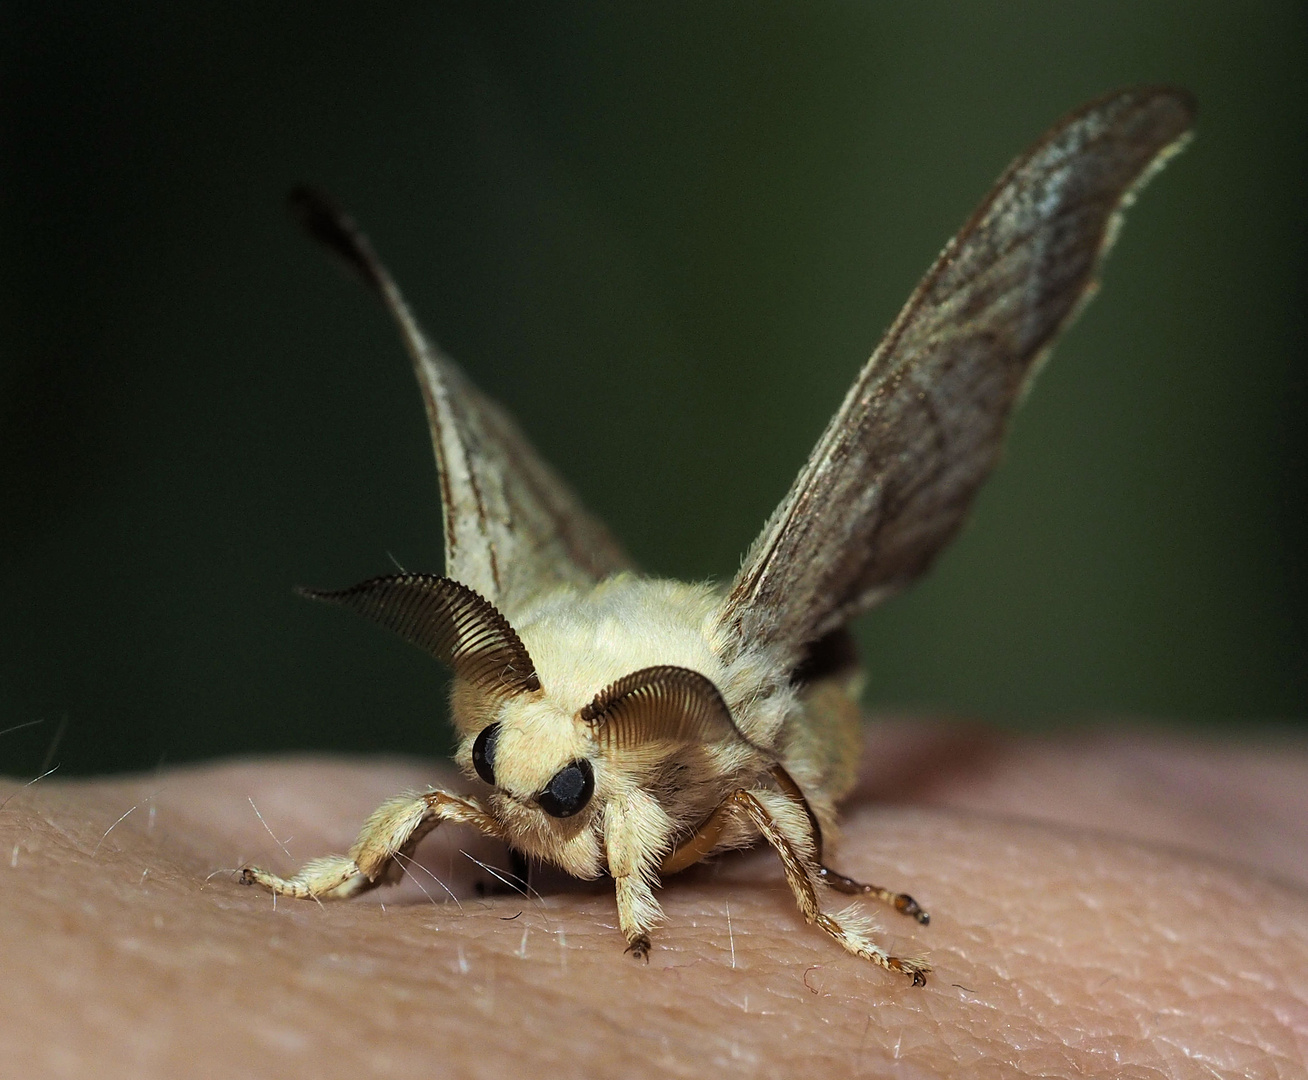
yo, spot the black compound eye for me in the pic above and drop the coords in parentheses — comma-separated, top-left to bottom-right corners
(472, 723, 500, 786)
(537, 759, 594, 818)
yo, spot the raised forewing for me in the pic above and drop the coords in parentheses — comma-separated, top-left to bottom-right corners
(291, 187, 634, 612)
(715, 86, 1195, 667)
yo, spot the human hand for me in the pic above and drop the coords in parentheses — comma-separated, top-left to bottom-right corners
(2, 721, 1305, 1078)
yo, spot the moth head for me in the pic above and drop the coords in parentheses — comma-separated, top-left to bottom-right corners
(468, 663, 743, 805)
(460, 662, 747, 873)
(466, 697, 592, 813)
(300, 574, 754, 868)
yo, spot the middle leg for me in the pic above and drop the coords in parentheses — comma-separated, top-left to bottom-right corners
(730, 788, 930, 984)
(769, 765, 929, 925)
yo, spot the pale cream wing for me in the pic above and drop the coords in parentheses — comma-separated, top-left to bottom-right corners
(291, 188, 634, 611)
(716, 87, 1196, 667)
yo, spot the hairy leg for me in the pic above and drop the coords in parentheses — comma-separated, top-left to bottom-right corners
(604, 789, 670, 960)
(729, 788, 931, 984)
(814, 865, 929, 923)
(240, 788, 500, 900)
(769, 764, 929, 925)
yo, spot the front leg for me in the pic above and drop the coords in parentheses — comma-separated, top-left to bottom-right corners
(604, 789, 673, 960)
(240, 789, 501, 901)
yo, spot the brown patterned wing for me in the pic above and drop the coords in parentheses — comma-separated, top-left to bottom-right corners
(716, 86, 1195, 668)
(300, 574, 540, 699)
(291, 188, 634, 613)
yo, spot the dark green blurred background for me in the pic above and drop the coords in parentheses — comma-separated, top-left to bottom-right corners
(2, 3, 1304, 776)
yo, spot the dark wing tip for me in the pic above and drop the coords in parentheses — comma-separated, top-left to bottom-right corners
(1071, 85, 1196, 130)
(1078, 85, 1197, 159)
(1133, 84, 1197, 121)
(287, 185, 386, 295)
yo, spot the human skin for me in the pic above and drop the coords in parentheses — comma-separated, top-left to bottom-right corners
(1, 721, 1305, 1079)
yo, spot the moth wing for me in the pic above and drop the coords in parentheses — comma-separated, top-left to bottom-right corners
(292, 188, 634, 612)
(715, 86, 1195, 666)
(420, 359, 636, 609)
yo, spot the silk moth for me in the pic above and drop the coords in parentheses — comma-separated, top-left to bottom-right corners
(241, 87, 1194, 983)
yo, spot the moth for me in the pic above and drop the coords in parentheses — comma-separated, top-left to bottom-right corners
(241, 86, 1194, 983)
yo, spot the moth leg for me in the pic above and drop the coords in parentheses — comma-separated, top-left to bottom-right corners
(731, 789, 930, 985)
(240, 789, 500, 901)
(815, 866, 929, 924)
(769, 764, 929, 926)
(615, 875, 658, 961)
(604, 791, 670, 961)
(660, 798, 735, 876)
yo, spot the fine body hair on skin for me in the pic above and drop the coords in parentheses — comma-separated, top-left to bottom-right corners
(2, 731, 1306, 1077)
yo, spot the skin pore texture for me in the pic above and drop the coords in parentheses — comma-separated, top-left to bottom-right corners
(1, 721, 1305, 1080)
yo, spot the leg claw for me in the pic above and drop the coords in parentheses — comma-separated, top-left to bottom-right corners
(625, 935, 651, 963)
(894, 893, 930, 925)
